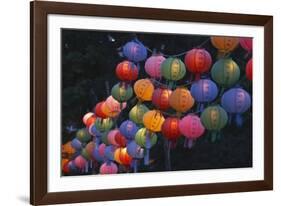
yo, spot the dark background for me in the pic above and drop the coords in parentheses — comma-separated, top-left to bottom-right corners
(61, 29, 252, 173)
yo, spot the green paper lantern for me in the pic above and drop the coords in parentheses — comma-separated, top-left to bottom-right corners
(129, 104, 149, 125)
(95, 118, 113, 132)
(76, 128, 91, 142)
(135, 128, 157, 149)
(200, 105, 228, 131)
(211, 58, 240, 88)
(161, 57, 186, 81)
(101, 132, 110, 145)
(111, 83, 133, 102)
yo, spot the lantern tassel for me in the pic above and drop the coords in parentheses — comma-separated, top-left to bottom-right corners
(188, 139, 194, 149)
(85, 161, 89, 173)
(211, 132, 217, 142)
(184, 138, 188, 148)
(133, 159, 138, 173)
(200, 103, 204, 113)
(167, 141, 171, 171)
(228, 113, 232, 124)
(144, 133, 151, 165)
(235, 114, 243, 127)
(144, 149, 150, 165)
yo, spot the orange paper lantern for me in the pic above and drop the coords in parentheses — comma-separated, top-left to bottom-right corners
(169, 88, 194, 113)
(133, 78, 154, 101)
(143, 110, 165, 132)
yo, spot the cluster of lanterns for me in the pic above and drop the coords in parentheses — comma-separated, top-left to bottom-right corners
(62, 36, 252, 175)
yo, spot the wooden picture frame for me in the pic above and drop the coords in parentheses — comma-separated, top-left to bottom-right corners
(30, 1, 273, 205)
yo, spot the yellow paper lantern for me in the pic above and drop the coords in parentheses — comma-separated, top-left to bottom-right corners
(169, 87, 194, 112)
(143, 110, 165, 132)
(133, 78, 154, 101)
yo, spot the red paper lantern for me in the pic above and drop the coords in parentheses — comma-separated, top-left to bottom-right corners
(94, 101, 108, 118)
(152, 88, 172, 110)
(115, 60, 139, 81)
(161, 117, 181, 141)
(240, 37, 253, 52)
(114, 131, 127, 147)
(184, 48, 212, 79)
(246, 58, 252, 81)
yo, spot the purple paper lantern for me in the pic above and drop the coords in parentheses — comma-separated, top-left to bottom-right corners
(123, 40, 147, 62)
(221, 88, 251, 126)
(119, 120, 139, 141)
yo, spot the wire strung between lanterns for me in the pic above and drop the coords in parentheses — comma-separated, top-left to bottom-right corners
(145, 37, 211, 57)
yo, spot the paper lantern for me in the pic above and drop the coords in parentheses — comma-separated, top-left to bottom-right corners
(127, 141, 144, 159)
(211, 58, 240, 88)
(144, 55, 166, 78)
(240, 37, 253, 52)
(76, 128, 91, 142)
(152, 88, 172, 110)
(111, 83, 133, 102)
(161, 117, 181, 141)
(104, 145, 116, 161)
(179, 114, 205, 148)
(94, 101, 108, 119)
(71, 138, 82, 150)
(129, 103, 149, 125)
(82, 142, 95, 160)
(101, 132, 110, 145)
(200, 105, 228, 131)
(114, 147, 132, 165)
(89, 124, 102, 137)
(82, 112, 96, 127)
(184, 48, 212, 79)
(94, 118, 113, 132)
(74, 155, 87, 170)
(133, 79, 154, 101)
(62, 159, 70, 174)
(92, 143, 106, 162)
(143, 110, 165, 132)
(123, 40, 147, 62)
(161, 57, 186, 81)
(135, 128, 157, 165)
(107, 129, 120, 146)
(99, 162, 118, 174)
(221, 88, 251, 114)
(246, 58, 252, 81)
(102, 95, 126, 118)
(62, 141, 76, 156)
(114, 131, 127, 147)
(211, 36, 239, 54)
(135, 128, 158, 148)
(221, 88, 251, 127)
(119, 120, 139, 140)
(115, 60, 139, 81)
(190, 79, 218, 112)
(169, 88, 195, 113)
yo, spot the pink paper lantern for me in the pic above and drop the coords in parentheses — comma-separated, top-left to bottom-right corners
(240, 37, 253, 52)
(99, 162, 118, 174)
(98, 143, 106, 159)
(144, 55, 166, 78)
(105, 96, 126, 112)
(179, 114, 205, 139)
(74, 155, 87, 169)
(107, 129, 119, 146)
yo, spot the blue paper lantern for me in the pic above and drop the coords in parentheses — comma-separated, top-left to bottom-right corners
(123, 40, 147, 62)
(71, 138, 82, 150)
(221, 88, 251, 127)
(119, 120, 139, 141)
(104, 145, 116, 161)
(191, 79, 218, 112)
(127, 141, 144, 159)
(92, 147, 103, 162)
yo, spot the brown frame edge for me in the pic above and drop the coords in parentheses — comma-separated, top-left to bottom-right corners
(30, 1, 273, 205)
